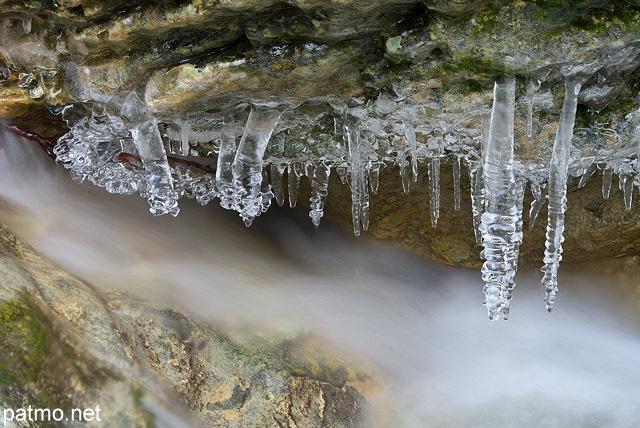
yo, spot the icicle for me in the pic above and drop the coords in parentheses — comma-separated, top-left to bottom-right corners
(216, 113, 237, 210)
(502, 178, 525, 320)
(180, 119, 190, 156)
(541, 78, 583, 312)
(479, 75, 519, 320)
(602, 168, 613, 199)
(121, 90, 179, 217)
(397, 147, 410, 193)
(368, 160, 380, 194)
(231, 105, 282, 226)
(468, 164, 485, 245)
(402, 119, 419, 182)
(578, 163, 597, 189)
(620, 174, 634, 211)
(288, 162, 303, 208)
(453, 155, 461, 211)
(528, 181, 548, 231)
(345, 112, 369, 236)
(270, 164, 286, 207)
(428, 155, 441, 228)
(525, 78, 541, 137)
(309, 160, 331, 227)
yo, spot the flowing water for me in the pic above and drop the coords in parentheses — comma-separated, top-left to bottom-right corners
(1, 129, 640, 427)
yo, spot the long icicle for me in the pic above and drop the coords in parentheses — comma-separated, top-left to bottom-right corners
(345, 112, 368, 236)
(428, 149, 441, 228)
(479, 75, 519, 320)
(502, 177, 525, 320)
(453, 155, 461, 211)
(541, 79, 583, 311)
(468, 161, 485, 245)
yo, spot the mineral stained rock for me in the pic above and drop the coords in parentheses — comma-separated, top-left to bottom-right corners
(0, 0, 640, 267)
(0, 224, 372, 427)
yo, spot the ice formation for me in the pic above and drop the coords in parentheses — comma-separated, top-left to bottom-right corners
(541, 78, 583, 312)
(479, 76, 520, 320)
(12, 55, 640, 320)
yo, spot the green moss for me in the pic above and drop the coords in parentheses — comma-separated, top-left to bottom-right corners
(530, 0, 640, 33)
(0, 293, 71, 412)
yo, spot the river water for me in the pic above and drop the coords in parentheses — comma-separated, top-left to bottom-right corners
(1, 129, 640, 427)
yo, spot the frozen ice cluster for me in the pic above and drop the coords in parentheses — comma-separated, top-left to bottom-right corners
(48, 65, 640, 320)
(2, 6, 640, 319)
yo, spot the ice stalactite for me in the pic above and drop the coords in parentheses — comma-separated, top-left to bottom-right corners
(525, 78, 541, 137)
(270, 164, 286, 207)
(216, 114, 237, 210)
(288, 162, 303, 208)
(620, 174, 634, 211)
(468, 162, 485, 245)
(345, 112, 369, 236)
(402, 119, 419, 183)
(602, 167, 613, 199)
(502, 177, 525, 320)
(309, 160, 331, 227)
(528, 181, 548, 230)
(479, 75, 519, 320)
(453, 155, 461, 211)
(578, 163, 597, 189)
(428, 141, 442, 228)
(542, 78, 583, 312)
(231, 105, 282, 226)
(368, 161, 381, 194)
(121, 90, 179, 217)
(396, 140, 411, 194)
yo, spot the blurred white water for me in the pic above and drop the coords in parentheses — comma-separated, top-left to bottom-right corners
(1, 128, 640, 427)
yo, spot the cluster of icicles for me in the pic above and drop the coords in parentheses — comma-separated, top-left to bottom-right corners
(52, 78, 638, 320)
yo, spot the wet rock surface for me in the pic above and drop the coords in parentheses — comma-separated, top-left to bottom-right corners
(0, 224, 372, 427)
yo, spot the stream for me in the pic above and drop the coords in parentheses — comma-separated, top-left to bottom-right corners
(1, 128, 640, 427)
